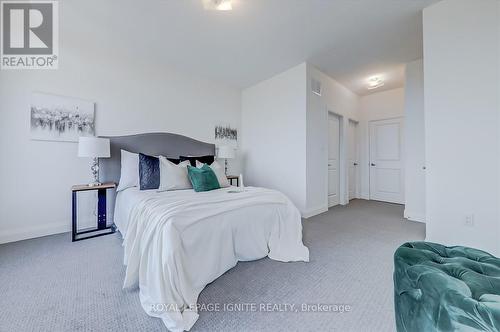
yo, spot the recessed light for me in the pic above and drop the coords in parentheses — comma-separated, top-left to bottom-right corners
(367, 76, 384, 90)
(203, 0, 232, 11)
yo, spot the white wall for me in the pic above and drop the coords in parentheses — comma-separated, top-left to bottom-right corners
(243, 63, 407, 216)
(0, 5, 241, 243)
(498, 1, 500, 254)
(358, 88, 405, 199)
(306, 64, 360, 213)
(404, 59, 426, 223)
(241, 63, 359, 217)
(423, 0, 500, 255)
(241, 63, 308, 212)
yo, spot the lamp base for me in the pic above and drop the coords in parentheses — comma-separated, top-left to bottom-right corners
(89, 158, 101, 187)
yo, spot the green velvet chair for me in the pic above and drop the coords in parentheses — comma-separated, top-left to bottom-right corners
(394, 242, 500, 332)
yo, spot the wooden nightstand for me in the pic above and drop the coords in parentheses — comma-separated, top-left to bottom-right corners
(71, 182, 116, 242)
(227, 175, 239, 186)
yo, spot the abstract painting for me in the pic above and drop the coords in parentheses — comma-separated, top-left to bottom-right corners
(215, 125, 237, 141)
(215, 125, 238, 150)
(30, 92, 95, 142)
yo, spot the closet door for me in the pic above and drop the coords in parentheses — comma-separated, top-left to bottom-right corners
(328, 113, 340, 207)
(348, 120, 358, 200)
(369, 118, 404, 204)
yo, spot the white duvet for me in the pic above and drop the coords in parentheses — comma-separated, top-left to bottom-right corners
(115, 186, 309, 332)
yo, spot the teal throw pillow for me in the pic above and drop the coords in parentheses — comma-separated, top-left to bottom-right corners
(187, 164, 221, 192)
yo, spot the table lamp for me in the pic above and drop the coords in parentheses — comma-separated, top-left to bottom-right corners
(78, 136, 110, 186)
(217, 146, 235, 175)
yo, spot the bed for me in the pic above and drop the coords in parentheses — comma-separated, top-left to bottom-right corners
(100, 133, 309, 332)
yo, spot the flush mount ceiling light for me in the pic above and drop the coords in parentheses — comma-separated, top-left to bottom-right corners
(203, 0, 232, 11)
(367, 76, 385, 90)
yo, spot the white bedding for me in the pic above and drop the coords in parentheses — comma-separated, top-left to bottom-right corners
(114, 186, 309, 332)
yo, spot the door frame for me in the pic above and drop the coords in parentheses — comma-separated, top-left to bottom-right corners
(368, 116, 405, 204)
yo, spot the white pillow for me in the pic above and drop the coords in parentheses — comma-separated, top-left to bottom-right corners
(117, 150, 139, 192)
(196, 160, 230, 188)
(159, 157, 192, 191)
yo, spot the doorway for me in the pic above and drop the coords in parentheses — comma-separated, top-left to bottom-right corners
(369, 117, 404, 204)
(328, 112, 340, 207)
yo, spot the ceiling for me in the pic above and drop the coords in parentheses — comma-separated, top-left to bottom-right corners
(71, 0, 438, 95)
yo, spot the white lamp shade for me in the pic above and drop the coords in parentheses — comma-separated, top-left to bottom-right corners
(78, 137, 110, 158)
(217, 146, 235, 159)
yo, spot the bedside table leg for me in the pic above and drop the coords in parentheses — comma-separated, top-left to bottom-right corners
(97, 189, 107, 230)
(72, 191, 77, 242)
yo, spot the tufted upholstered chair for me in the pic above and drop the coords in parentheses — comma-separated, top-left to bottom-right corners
(394, 242, 500, 332)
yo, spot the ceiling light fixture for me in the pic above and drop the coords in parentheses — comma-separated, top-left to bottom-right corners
(367, 76, 385, 90)
(203, 0, 232, 11)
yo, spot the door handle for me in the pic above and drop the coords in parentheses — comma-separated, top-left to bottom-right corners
(371, 163, 376, 166)
(353, 163, 358, 166)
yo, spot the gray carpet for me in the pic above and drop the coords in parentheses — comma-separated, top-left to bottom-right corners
(0, 200, 425, 332)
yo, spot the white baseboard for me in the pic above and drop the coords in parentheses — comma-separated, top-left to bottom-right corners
(404, 209, 426, 223)
(359, 193, 370, 200)
(0, 222, 71, 244)
(302, 206, 328, 219)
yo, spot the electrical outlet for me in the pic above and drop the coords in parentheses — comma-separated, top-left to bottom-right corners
(465, 214, 475, 227)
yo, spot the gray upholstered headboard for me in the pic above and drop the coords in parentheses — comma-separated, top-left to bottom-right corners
(98, 132, 215, 221)
(99, 132, 215, 185)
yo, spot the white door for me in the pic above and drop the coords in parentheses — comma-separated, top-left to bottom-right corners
(348, 120, 358, 200)
(328, 113, 340, 207)
(369, 118, 404, 204)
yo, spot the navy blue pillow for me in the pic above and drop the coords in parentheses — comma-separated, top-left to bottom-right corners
(179, 155, 215, 167)
(139, 154, 181, 190)
(139, 153, 160, 190)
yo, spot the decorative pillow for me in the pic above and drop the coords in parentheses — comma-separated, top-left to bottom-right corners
(195, 160, 230, 188)
(180, 155, 215, 167)
(158, 157, 192, 191)
(117, 150, 139, 192)
(187, 164, 220, 192)
(165, 157, 181, 165)
(139, 153, 160, 190)
(138, 154, 181, 190)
